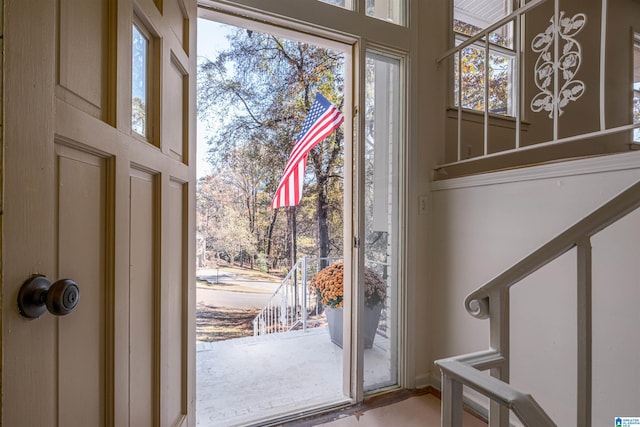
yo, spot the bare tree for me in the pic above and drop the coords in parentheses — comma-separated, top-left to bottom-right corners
(198, 25, 345, 269)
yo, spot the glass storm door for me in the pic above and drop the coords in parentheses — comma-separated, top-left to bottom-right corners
(353, 50, 403, 396)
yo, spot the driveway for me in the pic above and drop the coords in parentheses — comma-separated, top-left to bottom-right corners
(196, 266, 282, 309)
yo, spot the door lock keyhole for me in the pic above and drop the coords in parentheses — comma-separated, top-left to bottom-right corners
(18, 276, 80, 319)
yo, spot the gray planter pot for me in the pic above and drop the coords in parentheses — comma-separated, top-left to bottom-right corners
(325, 304, 383, 349)
(325, 306, 344, 347)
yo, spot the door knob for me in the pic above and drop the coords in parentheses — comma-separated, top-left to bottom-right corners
(18, 276, 80, 319)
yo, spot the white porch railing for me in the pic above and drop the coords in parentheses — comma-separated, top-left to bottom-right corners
(435, 179, 640, 426)
(253, 256, 341, 336)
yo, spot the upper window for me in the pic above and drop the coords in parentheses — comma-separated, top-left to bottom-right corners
(319, 0, 351, 7)
(453, 0, 515, 116)
(319, 0, 405, 25)
(132, 22, 150, 137)
(366, 0, 404, 24)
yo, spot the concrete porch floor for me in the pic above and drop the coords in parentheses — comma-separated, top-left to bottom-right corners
(196, 327, 394, 427)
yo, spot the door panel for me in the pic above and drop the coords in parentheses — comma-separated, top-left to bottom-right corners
(165, 0, 188, 52)
(166, 57, 187, 162)
(164, 178, 188, 425)
(130, 169, 158, 426)
(57, 0, 108, 118)
(2, 0, 196, 425)
(57, 145, 108, 426)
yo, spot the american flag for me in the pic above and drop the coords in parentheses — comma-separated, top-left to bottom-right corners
(271, 92, 344, 209)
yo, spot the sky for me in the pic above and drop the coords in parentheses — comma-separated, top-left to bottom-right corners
(197, 18, 233, 178)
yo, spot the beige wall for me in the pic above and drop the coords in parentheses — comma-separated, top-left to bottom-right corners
(411, 0, 449, 388)
(428, 153, 640, 425)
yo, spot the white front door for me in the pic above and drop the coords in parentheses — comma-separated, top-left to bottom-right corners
(2, 0, 196, 425)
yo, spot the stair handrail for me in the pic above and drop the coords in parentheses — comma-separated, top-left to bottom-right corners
(437, 179, 640, 427)
(465, 179, 640, 320)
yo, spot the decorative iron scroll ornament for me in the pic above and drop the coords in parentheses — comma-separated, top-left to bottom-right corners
(531, 12, 587, 118)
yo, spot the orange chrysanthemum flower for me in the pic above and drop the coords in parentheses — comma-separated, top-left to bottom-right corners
(310, 262, 386, 309)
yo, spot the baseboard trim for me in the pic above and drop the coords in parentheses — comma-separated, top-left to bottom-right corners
(415, 373, 432, 389)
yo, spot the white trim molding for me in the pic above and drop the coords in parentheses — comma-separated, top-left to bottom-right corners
(432, 151, 640, 191)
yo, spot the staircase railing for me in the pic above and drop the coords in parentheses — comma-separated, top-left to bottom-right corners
(435, 179, 640, 426)
(253, 256, 341, 336)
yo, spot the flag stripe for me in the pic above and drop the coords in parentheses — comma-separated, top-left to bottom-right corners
(275, 111, 343, 192)
(272, 92, 344, 209)
(279, 109, 343, 181)
(287, 108, 343, 163)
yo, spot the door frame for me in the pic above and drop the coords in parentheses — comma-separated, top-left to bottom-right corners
(197, 5, 358, 401)
(197, 0, 412, 404)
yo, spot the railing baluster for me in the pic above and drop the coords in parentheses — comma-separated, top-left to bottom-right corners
(577, 238, 592, 427)
(283, 278, 288, 329)
(484, 37, 489, 157)
(599, 0, 608, 131)
(489, 287, 510, 427)
(553, 0, 559, 141)
(514, 12, 521, 149)
(302, 256, 308, 331)
(457, 50, 462, 161)
(441, 373, 463, 427)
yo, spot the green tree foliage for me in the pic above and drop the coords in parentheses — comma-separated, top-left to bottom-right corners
(197, 25, 345, 271)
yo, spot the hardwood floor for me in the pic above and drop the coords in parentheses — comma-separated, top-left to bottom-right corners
(283, 388, 487, 427)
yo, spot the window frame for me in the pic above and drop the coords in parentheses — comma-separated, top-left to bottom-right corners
(318, 0, 407, 26)
(450, 0, 518, 117)
(362, 48, 405, 393)
(131, 12, 161, 146)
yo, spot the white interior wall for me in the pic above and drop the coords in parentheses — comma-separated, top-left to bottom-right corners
(427, 152, 640, 425)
